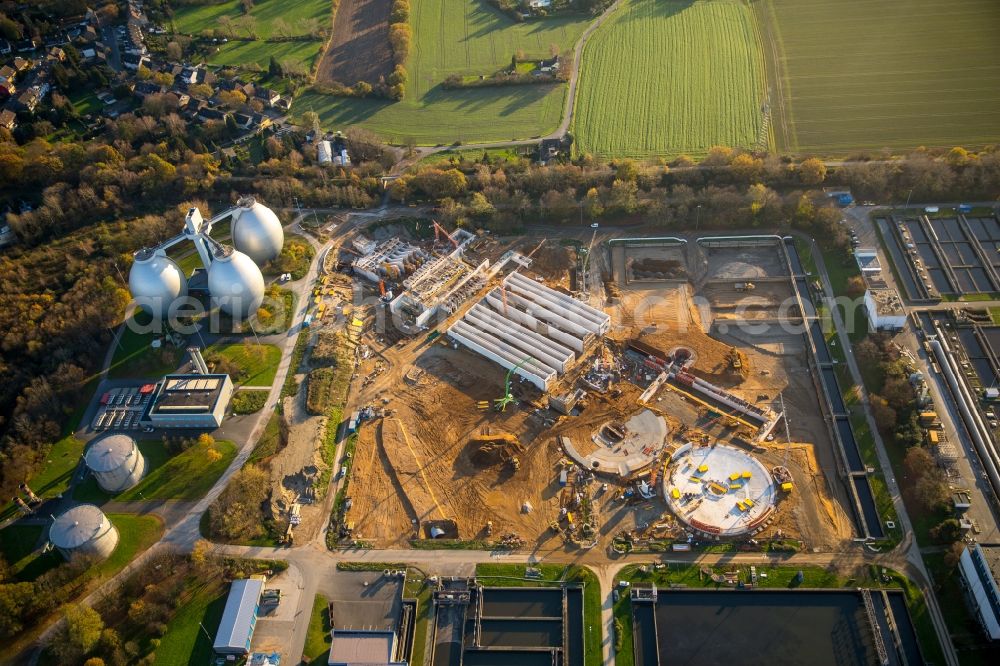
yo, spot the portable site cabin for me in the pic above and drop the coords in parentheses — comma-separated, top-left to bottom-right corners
(214, 578, 264, 656)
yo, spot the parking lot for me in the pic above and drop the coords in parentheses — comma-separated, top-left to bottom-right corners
(90, 384, 156, 432)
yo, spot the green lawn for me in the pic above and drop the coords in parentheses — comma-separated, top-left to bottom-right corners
(0, 434, 86, 522)
(474, 564, 602, 666)
(207, 39, 323, 71)
(1, 514, 161, 585)
(297, 0, 591, 144)
(206, 341, 282, 387)
(573, 0, 766, 158)
(73, 439, 236, 502)
(153, 579, 228, 666)
(172, 0, 331, 39)
(169, 248, 204, 277)
(762, 0, 1000, 152)
(0, 524, 45, 580)
(405, 569, 433, 666)
(107, 313, 184, 379)
(70, 91, 102, 116)
(304, 594, 332, 661)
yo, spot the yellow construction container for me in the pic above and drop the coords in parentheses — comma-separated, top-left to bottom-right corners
(671, 488, 680, 499)
(919, 411, 938, 424)
(781, 482, 793, 493)
(736, 501, 746, 511)
(927, 430, 940, 445)
(729, 472, 741, 482)
(729, 484, 741, 490)
(745, 498, 754, 508)
(697, 464, 709, 473)
(689, 476, 702, 483)
(742, 471, 752, 479)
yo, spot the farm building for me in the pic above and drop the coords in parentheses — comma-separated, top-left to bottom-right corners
(214, 578, 265, 655)
(448, 272, 610, 390)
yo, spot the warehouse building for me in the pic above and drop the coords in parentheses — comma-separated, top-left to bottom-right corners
(448, 272, 610, 391)
(214, 578, 264, 655)
(142, 373, 234, 429)
(958, 543, 1000, 641)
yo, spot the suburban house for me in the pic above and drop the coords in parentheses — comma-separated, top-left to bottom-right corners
(0, 109, 16, 130)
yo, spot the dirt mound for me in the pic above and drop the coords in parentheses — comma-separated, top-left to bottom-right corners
(316, 0, 393, 86)
(630, 257, 686, 279)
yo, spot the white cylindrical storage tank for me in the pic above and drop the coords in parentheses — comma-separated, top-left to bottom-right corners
(49, 504, 119, 561)
(232, 196, 284, 265)
(84, 433, 146, 493)
(208, 244, 265, 320)
(129, 249, 188, 320)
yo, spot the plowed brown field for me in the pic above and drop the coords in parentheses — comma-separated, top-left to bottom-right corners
(316, 0, 393, 86)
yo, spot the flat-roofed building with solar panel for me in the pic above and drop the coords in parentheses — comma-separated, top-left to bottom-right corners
(141, 373, 234, 428)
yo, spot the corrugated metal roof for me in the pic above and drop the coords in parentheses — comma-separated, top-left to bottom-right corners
(214, 578, 264, 654)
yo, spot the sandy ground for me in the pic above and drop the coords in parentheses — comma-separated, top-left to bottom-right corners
(343, 237, 854, 552)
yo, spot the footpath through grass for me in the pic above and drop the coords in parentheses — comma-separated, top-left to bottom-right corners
(298, 0, 590, 144)
(574, 0, 766, 158)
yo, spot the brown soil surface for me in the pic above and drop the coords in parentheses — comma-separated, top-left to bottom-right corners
(316, 0, 393, 86)
(348, 345, 565, 548)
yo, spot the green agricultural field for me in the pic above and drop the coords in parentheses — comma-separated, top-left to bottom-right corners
(762, 0, 1000, 152)
(297, 0, 590, 144)
(574, 0, 766, 158)
(207, 39, 323, 71)
(172, 0, 331, 40)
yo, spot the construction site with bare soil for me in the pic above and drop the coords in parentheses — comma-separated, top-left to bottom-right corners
(336, 228, 858, 554)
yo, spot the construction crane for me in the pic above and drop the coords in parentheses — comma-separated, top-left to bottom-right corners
(495, 355, 534, 412)
(433, 220, 459, 250)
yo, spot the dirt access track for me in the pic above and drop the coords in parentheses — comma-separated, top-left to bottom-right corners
(316, 0, 393, 86)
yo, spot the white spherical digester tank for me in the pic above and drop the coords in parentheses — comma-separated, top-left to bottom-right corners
(49, 504, 119, 561)
(129, 249, 188, 320)
(232, 196, 284, 266)
(208, 244, 265, 320)
(84, 433, 146, 493)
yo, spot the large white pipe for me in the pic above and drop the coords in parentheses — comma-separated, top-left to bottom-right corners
(468, 305, 574, 364)
(464, 311, 569, 373)
(484, 293, 584, 351)
(930, 338, 1000, 500)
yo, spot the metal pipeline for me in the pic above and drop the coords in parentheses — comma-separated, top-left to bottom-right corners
(930, 337, 1000, 500)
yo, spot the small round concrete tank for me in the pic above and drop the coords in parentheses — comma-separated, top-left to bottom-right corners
(232, 196, 284, 265)
(49, 504, 119, 561)
(129, 249, 188, 319)
(84, 433, 146, 493)
(208, 244, 265, 320)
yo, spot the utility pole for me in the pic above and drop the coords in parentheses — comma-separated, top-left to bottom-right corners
(695, 204, 702, 231)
